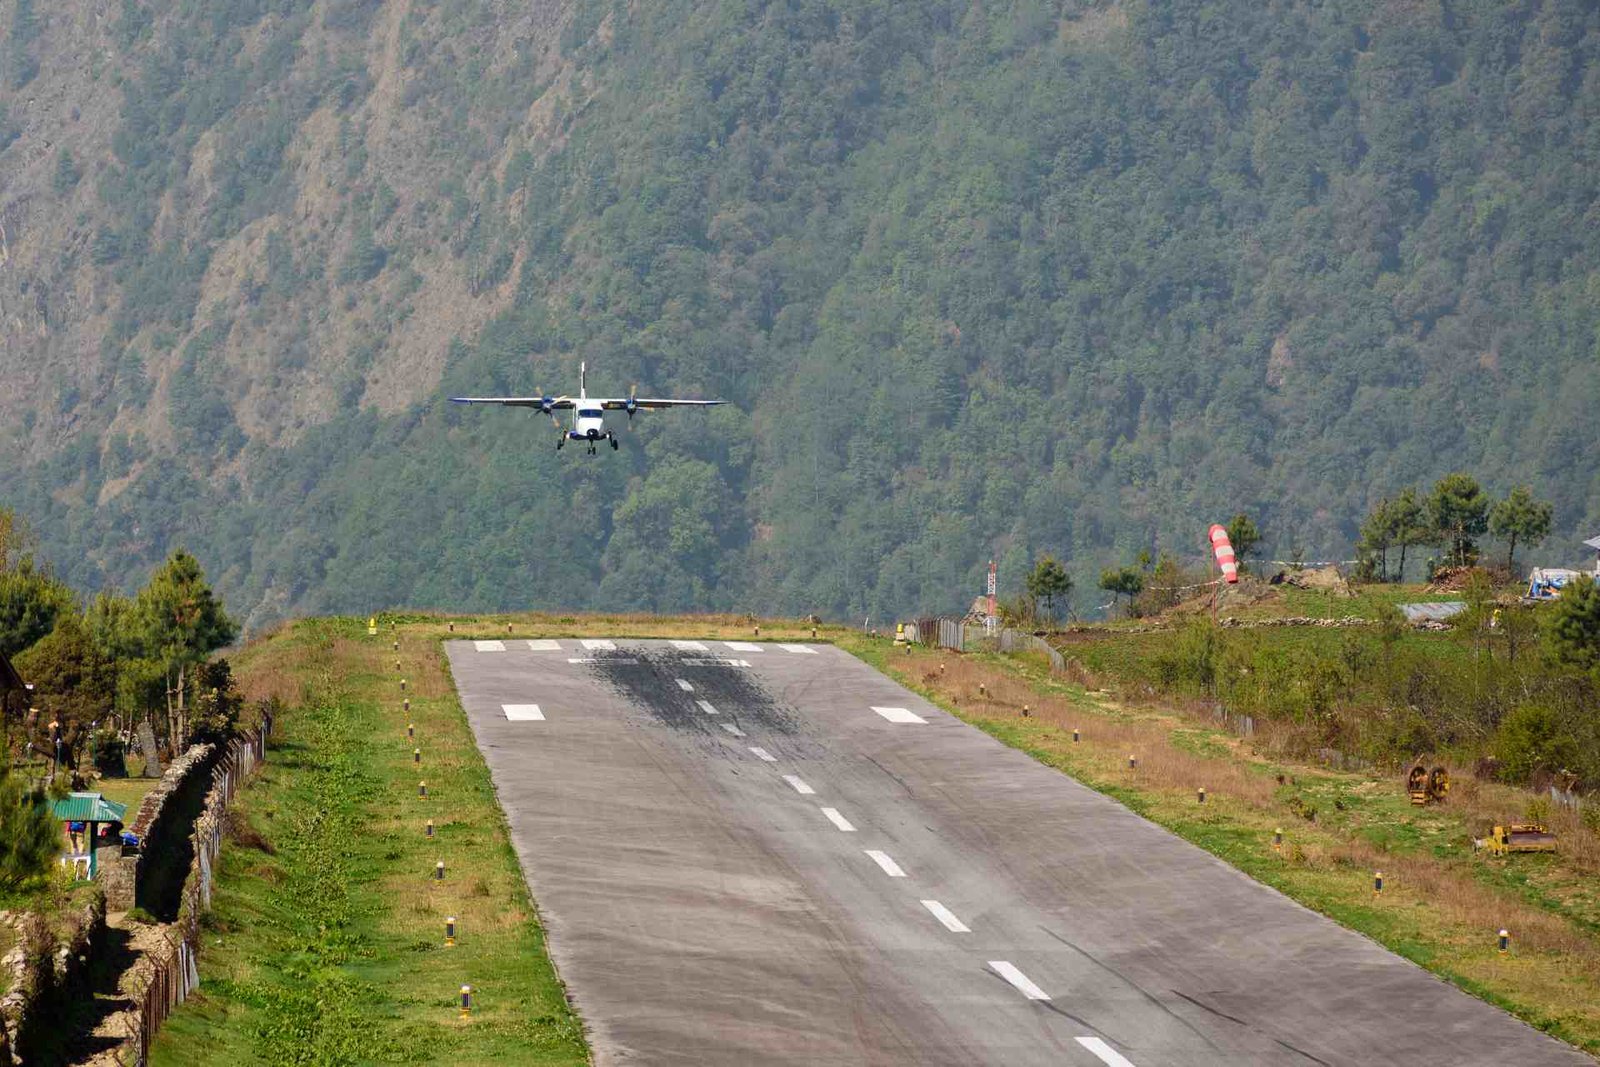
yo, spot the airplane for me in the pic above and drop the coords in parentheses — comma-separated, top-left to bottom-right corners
(449, 362, 726, 454)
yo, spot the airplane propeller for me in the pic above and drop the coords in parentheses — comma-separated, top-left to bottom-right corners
(626, 384, 638, 423)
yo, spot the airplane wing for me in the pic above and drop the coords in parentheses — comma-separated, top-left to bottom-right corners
(597, 398, 726, 410)
(448, 396, 575, 408)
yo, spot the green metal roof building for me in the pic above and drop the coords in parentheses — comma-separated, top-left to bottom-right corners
(51, 792, 128, 879)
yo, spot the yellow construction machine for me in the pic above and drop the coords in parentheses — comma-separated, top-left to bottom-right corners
(1475, 824, 1558, 856)
(1406, 762, 1450, 806)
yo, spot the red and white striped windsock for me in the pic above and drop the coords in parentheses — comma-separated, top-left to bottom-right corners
(1209, 524, 1239, 584)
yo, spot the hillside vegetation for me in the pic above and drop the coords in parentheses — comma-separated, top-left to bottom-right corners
(1, 0, 1598, 625)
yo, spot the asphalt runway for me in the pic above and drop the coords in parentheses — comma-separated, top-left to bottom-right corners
(445, 639, 1588, 1066)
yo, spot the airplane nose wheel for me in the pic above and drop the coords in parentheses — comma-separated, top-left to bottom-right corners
(610, 437, 619, 451)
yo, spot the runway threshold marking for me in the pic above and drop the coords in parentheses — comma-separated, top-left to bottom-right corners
(1075, 1037, 1137, 1067)
(778, 644, 818, 654)
(675, 678, 694, 692)
(781, 775, 815, 795)
(864, 850, 906, 877)
(820, 807, 856, 832)
(682, 658, 752, 667)
(671, 640, 708, 651)
(474, 640, 506, 652)
(724, 641, 763, 652)
(749, 747, 777, 762)
(921, 900, 970, 933)
(989, 961, 1049, 1001)
(525, 639, 562, 651)
(872, 706, 927, 724)
(720, 723, 746, 737)
(696, 699, 720, 715)
(580, 639, 616, 650)
(568, 657, 639, 664)
(503, 704, 545, 721)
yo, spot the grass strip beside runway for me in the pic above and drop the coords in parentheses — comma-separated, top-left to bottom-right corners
(846, 637, 1600, 1057)
(149, 617, 586, 1066)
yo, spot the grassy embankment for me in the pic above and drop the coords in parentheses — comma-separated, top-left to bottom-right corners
(846, 630, 1600, 1056)
(150, 612, 836, 1065)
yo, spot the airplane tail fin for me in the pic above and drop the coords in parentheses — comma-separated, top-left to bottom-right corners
(580, 361, 586, 398)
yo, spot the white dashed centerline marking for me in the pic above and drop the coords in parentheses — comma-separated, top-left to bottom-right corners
(568, 657, 638, 665)
(921, 900, 971, 933)
(502, 704, 544, 721)
(581, 639, 616, 650)
(820, 807, 856, 832)
(671, 640, 708, 651)
(781, 775, 815, 795)
(525, 639, 562, 651)
(1076, 1036, 1137, 1067)
(682, 658, 751, 667)
(989, 961, 1049, 1001)
(778, 644, 818, 654)
(474, 640, 506, 652)
(749, 747, 777, 762)
(724, 641, 763, 652)
(872, 706, 927, 724)
(675, 678, 695, 692)
(696, 699, 719, 715)
(720, 723, 746, 737)
(864, 850, 906, 878)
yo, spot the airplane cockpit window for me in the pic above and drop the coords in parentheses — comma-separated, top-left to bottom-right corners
(579, 409, 602, 419)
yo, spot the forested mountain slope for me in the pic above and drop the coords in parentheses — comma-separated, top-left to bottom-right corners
(1, 0, 1597, 627)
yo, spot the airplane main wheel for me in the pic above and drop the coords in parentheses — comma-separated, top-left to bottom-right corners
(556, 438, 564, 451)
(610, 438, 619, 451)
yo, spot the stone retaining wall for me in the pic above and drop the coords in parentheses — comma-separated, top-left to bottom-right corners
(101, 744, 216, 913)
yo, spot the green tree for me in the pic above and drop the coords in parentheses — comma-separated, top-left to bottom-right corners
(0, 559, 76, 660)
(1427, 473, 1490, 570)
(13, 614, 114, 742)
(1224, 514, 1260, 574)
(1099, 567, 1144, 615)
(0, 769, 55, 890)
(1024, 555, 1073, 625)
(1357, 498, 1397, 582)
(51, 149, 80, 194)
(1489, 486, 1553, 575)
(1389, 489, 1428, 583)
(132, 551, 238, 750)
(1547, 574, 1600, 670)
(188, 658, 243, 745)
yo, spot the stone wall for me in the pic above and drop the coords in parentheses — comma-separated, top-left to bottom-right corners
(0, 896, 105, 1067)
(101, 744, 216, 912)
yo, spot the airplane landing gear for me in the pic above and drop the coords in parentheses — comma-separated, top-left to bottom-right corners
(610, 436, 619, 451)
(556, 436, 565, 451)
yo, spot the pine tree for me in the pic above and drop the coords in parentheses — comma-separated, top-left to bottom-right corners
(1489, 486, 1553, 575)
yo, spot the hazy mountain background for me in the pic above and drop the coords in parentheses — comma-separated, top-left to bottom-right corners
(1, 0, 1597, 629)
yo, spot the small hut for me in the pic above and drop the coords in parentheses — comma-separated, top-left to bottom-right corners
(1585, 534, 1600, 575)
(50, 792, 127, 880)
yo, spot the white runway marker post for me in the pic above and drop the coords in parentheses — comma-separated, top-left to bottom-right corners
(781, 775, 815, 795)
(871, 706, 927, 724)
(921, 900, 970, 933)
(989, 961, 1049, 1001)
(1075, 1036, 1137, 1067)
(864, 850, 906, 878)
(820, 807, 856, 832)
(749, 747, 777, 762)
